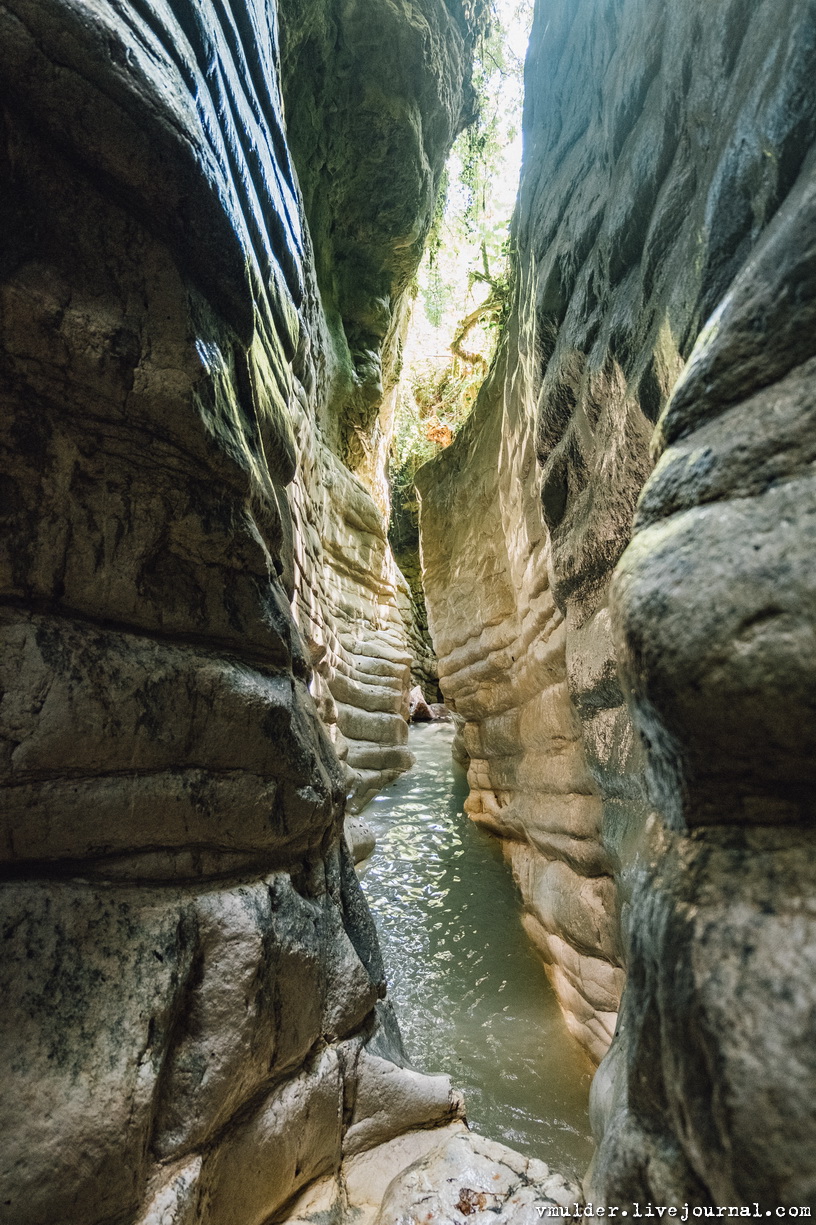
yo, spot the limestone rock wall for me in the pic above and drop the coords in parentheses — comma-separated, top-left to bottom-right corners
(288, 435, 417, 812)
(417, 330, 624, 1065)
(518, 0, 816, 830)
(390, 484, 441, 697)
(277, 0, 470, 806)
(420, 0, 816, 1204)
(522, 0, 816, 1205)
(0, 2, 471, 1222)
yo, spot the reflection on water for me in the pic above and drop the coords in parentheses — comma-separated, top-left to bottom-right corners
(361, 722, 595, 1179)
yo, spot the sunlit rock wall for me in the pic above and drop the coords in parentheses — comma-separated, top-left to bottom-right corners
(389, 485, 441, 697)
(0, 2, 471, 1222)
(421, 0, 816, 1204)
(417, 318, 624, 1066)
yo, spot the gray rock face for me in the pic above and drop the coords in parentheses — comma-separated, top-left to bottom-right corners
(0, 1, 473, 1221)
(521, 0, 816, 825)
(613, 157, 816, 834)
(590, 57, 816, 1202)
(422, 0, 816, 1206)
(587, 824, 816, 1208)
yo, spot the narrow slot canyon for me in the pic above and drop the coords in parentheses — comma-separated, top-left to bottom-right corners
(1, 1, 815, 1223)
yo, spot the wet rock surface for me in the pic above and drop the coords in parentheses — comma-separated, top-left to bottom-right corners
(0, 1, 475, 1221)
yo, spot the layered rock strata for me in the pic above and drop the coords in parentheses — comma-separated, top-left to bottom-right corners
(589, 97, 816, 1205)
(417, 334, 625, 1064)
(279, 0, 472, 808)
(421, 0, 816, 1205)
(0, 1, 473, 1222)
(288, 445, 417, 813)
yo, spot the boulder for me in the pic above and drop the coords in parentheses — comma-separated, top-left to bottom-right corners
(374, 1131, 580, 1225)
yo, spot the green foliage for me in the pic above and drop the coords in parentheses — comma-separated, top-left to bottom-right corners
(388, 0, 531, 519)
(427, 163, 449, 266)
(422, 261, 454, 329)
(389, 358, 487, 555)
(391, 387, 438, 491)
(459, 20, 508, 234)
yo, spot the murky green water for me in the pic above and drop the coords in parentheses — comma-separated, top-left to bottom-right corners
(361, 722, 595, 1181)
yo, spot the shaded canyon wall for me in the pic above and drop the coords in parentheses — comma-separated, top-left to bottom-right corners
(279, 0, 469, 808)
(0, 2, 476, 1222)
(418, 0, 816, 1203)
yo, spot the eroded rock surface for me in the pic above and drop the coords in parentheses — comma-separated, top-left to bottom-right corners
(590, 94, 816, 1204)
(420, 0, 816, 1206)
(0, 0, 474, 1221)
(285, 1127, 580, 1225)
(417, 336, 624, 1064)
(279, 0, 474, 810)
(373, 1131, 578, 1225)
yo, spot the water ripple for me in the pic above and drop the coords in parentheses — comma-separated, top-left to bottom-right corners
(361, 723, 594, 1178)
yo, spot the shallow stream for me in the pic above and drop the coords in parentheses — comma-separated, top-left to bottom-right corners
(361, 722, 595, 1180)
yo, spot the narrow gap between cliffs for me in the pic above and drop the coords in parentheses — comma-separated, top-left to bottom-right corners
(372, 0, 596, 1183)
(387, 0, 530, 702)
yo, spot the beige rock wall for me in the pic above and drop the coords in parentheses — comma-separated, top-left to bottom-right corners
(417, 332, 624, 1065)
(288, 421, 415, 812)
